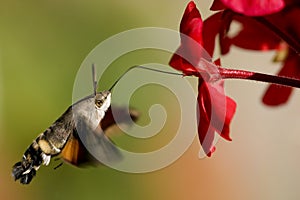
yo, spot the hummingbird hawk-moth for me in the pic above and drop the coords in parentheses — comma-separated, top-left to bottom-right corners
(12, 65, 138, 184)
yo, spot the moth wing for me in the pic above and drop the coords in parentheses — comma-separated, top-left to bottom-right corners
(60, 106, 139, 167)
(83, 123, 122, 165)
(61, 123, 121, 167)
(60, 132, 99, 166)
(100, 106, 139, 136)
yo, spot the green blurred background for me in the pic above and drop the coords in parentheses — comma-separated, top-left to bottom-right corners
(1, 0, 300, 200)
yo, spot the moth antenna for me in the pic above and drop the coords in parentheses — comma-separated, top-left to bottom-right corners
(92, 63, 98, 95)
(108, 65, 183, 91)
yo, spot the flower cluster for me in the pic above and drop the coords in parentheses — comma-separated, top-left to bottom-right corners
(208, 0, 300, 105)
(169, 1, 300, 156)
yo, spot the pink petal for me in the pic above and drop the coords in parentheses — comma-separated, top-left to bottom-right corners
(220, 0, 285, 16)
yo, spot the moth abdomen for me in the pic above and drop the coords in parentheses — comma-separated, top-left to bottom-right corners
(12, 161, 37, 184)
(12, 139, 44, 184)
(12, 131, 66, 184)
(12, 106, 76, 184)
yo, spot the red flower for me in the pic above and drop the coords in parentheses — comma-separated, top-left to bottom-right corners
(236, 9, 300, 105)
(204, 2, 300, 105)
(211, 0, 285, 16)
(169, 1, 236, 156)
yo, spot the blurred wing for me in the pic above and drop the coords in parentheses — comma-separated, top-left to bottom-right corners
(84, 124, 122, 165)
(101, 106, 139, 136)
(60, 106, 139, 167)
(60, 123, 121, 167)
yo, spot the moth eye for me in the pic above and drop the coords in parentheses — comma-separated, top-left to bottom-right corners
(95, 99, 104, 107)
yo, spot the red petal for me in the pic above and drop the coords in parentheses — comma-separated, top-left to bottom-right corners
(180, 1, 203, 44)
(284, 0, 298, 6)
(210, 0, 227, 11)
(203, 11, 235, 56)
(218, 12, 234, 55)
(219, 96, 236, 140)
(220, 0, 285, 16)
(262, 52, 300, 105)
(206, 82, 236, 141)
(169, 1, 206, 74)
(198, 111, 216, 157)
(288, 9, 300, 36)
(197, 79, 236, 156)
(202, 12, 223, 57)
(262, 83, 292, 106)
(206, 146, 216, 157)
(197, 80, 216, 156)
(169, 53, 199, 74)
(275, 7, 300, 43)
(231, 15, 281, 50)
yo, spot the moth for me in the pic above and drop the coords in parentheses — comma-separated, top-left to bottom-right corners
(12, 65, 138, 184)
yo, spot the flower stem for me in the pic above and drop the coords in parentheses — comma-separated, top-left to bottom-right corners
(219, 67, 300, 88)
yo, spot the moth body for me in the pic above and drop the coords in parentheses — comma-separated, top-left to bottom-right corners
(12, 91, 112, 184)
